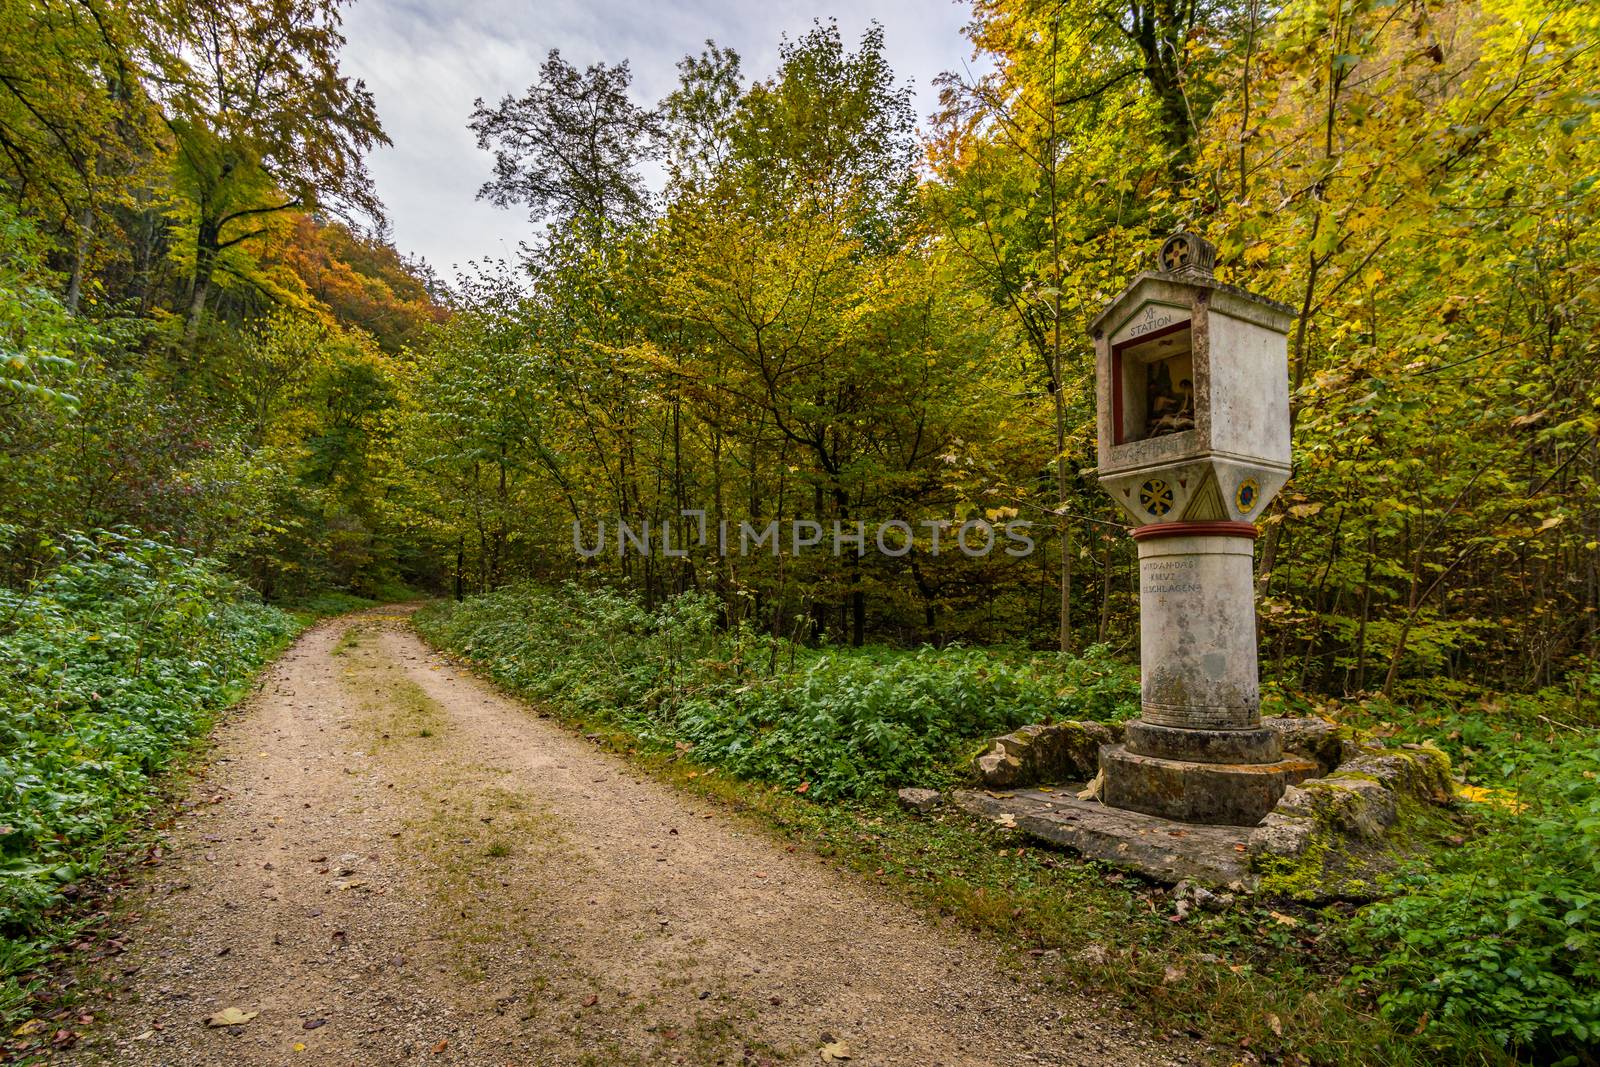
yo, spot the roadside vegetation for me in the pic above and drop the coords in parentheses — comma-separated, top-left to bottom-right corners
(419, 585, 1599, 1067)
(0, 531, 309, 1024)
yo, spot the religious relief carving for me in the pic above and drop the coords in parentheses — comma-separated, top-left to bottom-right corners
(1111, 307, 1194, 444)
(1143, 352, 1194, 438)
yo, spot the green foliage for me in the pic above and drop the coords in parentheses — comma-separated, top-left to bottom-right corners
(0, 203, 81, 408)
(416, 583, 1137, 799)
(0, 530, 298, 1011)
(1349, 742, 1600, 1062)
(278, 590, 378, 617)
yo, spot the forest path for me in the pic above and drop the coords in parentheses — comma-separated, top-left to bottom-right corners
(64, 609, 1200, 1067)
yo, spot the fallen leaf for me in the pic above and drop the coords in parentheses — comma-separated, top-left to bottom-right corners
(13, 1019, 44, 1037)
(582, 994, 598, 1008)
(205, 1008, 258, 1027)
(303, 1018, 327, 1030)
(433, 1038, 448, 1054)
(795, 782, 810, 794)
(1268, 1013, 1283, 1036)
(820, 1040, 853, 1061)
(1267, 910, 1300, 927)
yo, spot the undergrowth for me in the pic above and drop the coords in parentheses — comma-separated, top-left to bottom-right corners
(0, 529, 301, 1024)
(414, 581, 1138, 800)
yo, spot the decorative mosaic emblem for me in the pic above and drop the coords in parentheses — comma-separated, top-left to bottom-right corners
(1139, 478, 1175, 517)
(1161, 236, 1192, 271)
(1235, 478, 1260, 514)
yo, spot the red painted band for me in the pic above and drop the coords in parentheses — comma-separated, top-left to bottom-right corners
(1130, 521, 1259, 541)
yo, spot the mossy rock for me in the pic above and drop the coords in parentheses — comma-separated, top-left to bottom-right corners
(1248, 741, 1459, 901)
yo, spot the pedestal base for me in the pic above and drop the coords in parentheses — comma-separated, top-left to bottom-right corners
(1124, 720, 1283, 764)
(1100, 744, 1317, 826)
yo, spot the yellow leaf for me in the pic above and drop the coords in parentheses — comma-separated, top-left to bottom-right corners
(820, 1040, 853, 1061)
(205, 1007, 258, 1027)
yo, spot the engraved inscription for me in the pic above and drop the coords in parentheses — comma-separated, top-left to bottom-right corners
(1141, 557, 1202, 594)
(1126, 304, 1177, 339)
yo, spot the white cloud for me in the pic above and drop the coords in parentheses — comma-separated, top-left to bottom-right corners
(339, 0, 981, 279)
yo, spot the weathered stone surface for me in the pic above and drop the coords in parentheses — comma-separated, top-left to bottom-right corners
(1336, 743, 1454, 804)
(1134, 534, 1262, 729)
(1246, 743, 1456, 901)
(1099, 744, 1319, 826)
(896, 787, 944, 813)
(1125, 720, 1282, 764)
(1262, 716, 1344, 774)
(972, 721, 1124, 788)
(951, 788, 1254, 888)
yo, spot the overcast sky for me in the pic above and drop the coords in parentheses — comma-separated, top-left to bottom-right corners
(339, 0, 981, 279)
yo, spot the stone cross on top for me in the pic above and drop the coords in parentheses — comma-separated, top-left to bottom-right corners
(1087, 232, 1314, 826)
(1159, 232, 1216, 276)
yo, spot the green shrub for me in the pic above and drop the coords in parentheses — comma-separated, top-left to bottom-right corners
(416, 582, 1138, 799)
(1348, 741, 1600, 1063)
(0, 529, 299, 1011)
(279, 590, 379, 617)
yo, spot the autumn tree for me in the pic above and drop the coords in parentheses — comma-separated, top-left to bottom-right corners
(470, 50, 660, 237)
(154, 0, 388, 339)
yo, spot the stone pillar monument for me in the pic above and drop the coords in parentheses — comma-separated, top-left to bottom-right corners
(1089, 233, 1316, 826)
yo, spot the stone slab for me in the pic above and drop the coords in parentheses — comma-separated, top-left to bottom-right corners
(950, 787, 1254, 888)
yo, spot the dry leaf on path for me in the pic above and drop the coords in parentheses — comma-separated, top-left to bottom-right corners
(820, 1040, 853, 1061)
(204, 1007, 258, 1027)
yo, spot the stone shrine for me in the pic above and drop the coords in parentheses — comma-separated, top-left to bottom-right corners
(1090, 233, 1317, 825)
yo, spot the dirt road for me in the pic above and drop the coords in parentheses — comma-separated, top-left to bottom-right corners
(63, 610, 1202, 1066)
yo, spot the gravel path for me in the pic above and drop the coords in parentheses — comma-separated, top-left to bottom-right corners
(60, 609, 1204, 1066)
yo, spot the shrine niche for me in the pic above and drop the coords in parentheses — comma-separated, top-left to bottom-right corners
(1113, 314, 1195, 443)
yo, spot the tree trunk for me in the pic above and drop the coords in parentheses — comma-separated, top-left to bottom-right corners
(186, 224, 220, 341)
(66, 202, 95, 314)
